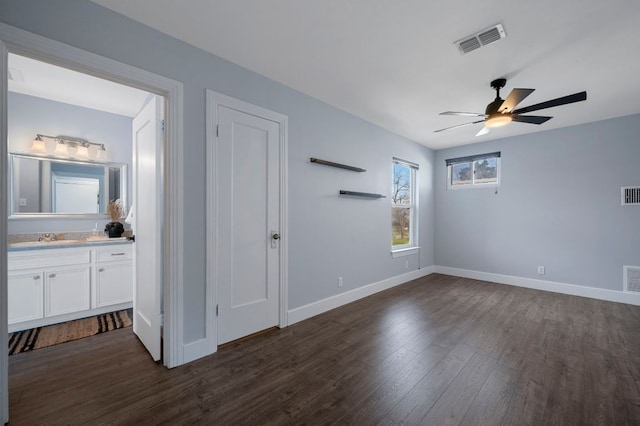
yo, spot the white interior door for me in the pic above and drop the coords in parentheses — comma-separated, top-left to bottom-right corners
(132, 95, 163, 361)
(217, 105, 281, 344)
(53, 177, 99, 213)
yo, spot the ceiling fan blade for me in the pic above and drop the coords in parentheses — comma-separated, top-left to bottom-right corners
(512, 115, 553, 125)
(434, 120, 485, 133)
(476, 127, 490, 136)
(439, 111, 487, 117)
(512, 91, 587, 115)
(498, 88, 535, 112)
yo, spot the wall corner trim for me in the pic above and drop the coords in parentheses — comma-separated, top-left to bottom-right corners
(288, 267, 434, 325)
(434, 266, 640, 306)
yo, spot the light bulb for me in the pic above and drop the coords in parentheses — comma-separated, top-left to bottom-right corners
(55, 142, 67, 156)
(485, 113, 512, 128)
(96, 147, 106, 161)
(77, 145, 89, 158)
(31, 138, 46, 153)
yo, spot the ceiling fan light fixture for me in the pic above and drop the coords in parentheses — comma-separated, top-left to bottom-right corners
(485, 113, 512, 128)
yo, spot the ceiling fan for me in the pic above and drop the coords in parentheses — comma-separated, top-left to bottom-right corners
(434, 78, 587, 136)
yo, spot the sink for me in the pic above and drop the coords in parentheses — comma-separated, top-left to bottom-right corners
(86, 237, 129, 243)
(10, 240, 83, 248)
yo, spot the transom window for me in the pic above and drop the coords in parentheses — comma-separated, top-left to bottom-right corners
(446, 152, 501, 189)
(392, 158, 418, 250)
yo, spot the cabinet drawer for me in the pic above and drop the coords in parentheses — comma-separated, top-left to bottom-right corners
(9, 248, 90, 270)
(95, 245, 133, 262)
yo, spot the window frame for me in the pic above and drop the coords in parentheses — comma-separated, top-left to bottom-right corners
(446, 152, 501, 190)
(391, 158, 419, 256)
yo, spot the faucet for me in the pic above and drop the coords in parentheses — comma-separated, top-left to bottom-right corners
(41, 233, 56, 242)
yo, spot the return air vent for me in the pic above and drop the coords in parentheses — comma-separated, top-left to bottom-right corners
(455, 24, 506, 54)
(624, 266, 640, 293)
(622, 186, 640, 205)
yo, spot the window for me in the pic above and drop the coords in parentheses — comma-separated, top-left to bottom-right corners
(392, 158, 418, 252)
(446, 152, 500, 189)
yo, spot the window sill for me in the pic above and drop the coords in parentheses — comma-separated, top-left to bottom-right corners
(391, 247, 420, 258)
(447, 182, 500, 190)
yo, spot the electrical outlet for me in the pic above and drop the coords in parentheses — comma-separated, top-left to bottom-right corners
(538, 266, 545, 275)
(19, 198, 27, 207)
(405, 260, 409, 269)
(338, 276, 343, 287)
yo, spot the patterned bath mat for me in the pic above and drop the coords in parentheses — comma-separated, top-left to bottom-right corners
(8, 309, 132, 355)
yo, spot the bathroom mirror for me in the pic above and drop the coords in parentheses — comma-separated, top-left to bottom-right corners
(9, 153, 127, 218)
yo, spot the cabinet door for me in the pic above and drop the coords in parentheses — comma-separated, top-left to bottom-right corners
(8, 271, 44, 324)
(44, 266, 91, 317)
(94, 262, 133, 308)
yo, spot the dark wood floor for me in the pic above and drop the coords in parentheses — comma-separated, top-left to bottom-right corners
(8, 274, 640, 425)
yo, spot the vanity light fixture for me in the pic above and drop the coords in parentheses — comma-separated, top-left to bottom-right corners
(55, 141, 68, 156)
(32, 134, 106, 160)
(30, 134, 47, 153)
(76, 144, 89, 158)
(95, 145, 107, 160)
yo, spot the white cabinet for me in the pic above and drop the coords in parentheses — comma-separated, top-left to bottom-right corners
(8, 271, 44, 323)
(8, 243, 133, 332)
(93, 246, 133, 308)
(45, 266, 91, 316)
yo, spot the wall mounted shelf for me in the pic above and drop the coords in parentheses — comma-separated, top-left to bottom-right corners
(310, 157, 366, 172)
(339, 190, 386, 199)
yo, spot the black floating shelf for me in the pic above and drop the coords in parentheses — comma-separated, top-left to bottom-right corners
(310, 157, 366, 172)
(339, 190, 386, 199)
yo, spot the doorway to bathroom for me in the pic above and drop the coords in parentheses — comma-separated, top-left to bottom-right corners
(1, 23, 185, 423)
(4, 51, 163, 358)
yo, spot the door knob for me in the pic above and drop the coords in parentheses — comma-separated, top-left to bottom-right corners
(271, 231, 280, 248)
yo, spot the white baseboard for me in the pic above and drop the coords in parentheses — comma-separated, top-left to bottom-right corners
(288, 266, 434, 325)
(434, 266, 640, 306)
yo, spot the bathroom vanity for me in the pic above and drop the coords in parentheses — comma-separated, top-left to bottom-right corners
(8, 240, 133, 332)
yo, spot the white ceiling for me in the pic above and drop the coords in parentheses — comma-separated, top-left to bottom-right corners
(8, 53, 149, 118)
(92, 0, 640, 149)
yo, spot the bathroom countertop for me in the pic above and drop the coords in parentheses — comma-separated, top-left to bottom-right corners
(8, 238, 134, 252)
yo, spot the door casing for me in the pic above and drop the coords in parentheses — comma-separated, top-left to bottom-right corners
(205, 90, 289, 353)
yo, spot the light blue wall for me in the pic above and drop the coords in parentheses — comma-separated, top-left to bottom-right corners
(7, 92, 132, 233)
(435, 114, 640, 292)
(0, 1, 435, 343)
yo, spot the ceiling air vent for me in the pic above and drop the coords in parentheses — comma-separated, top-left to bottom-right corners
(624, 266, 640, 293)
(622, 186, 640, 205)
(8, 67, 24, 82)
(455, 24, 506, 55)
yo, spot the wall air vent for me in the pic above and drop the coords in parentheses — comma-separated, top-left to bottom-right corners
(622, 186, 640, 205)
(624, 266, 640, 293)
(455, 24, 506, 55)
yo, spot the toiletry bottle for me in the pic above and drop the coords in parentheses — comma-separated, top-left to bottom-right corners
(92, 222, 101, 238)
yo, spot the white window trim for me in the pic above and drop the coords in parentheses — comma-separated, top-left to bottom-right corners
(391, 158, 419, 254)
(391, 247, 420, 258)
(447, 157, 501, 190)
